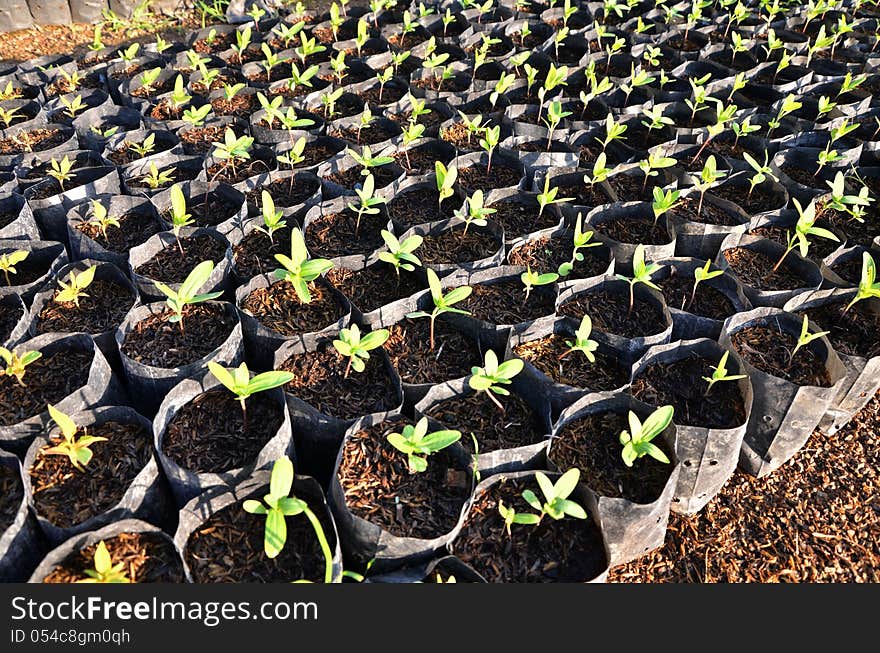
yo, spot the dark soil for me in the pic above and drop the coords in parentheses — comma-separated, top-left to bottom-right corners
(794, 300, 880, 360)
(513, 335, 630, 392)
(631, 356, 748, 429)
(424, 390, 545, 454)
(593, 216, 672, 245)
(606, 175, 658, 203)
(559, 287, 667, 339)
(324, 164, 400, 194)
(0, 464, 23, 533)
(121, 303, 235, 369)
(241, 281, 345, 336)
(750, 223, 841, 263)
(179, 125, 228, 155)
(328, 124, 397, 146)
(393, 146, 454, 176)
(326, 265, 421, 314)
(722, 246, 808, 291)
(417, 226, 500, 266)
(75, 210, 163, 254)
(0, 128, 66, 155)
(134, 234, 226, 282)
(387, 188, 460, 227)
(233, 227, 291, 279)
(440, 122, 482, 152)
(43, 532, 184, 583)
(36, 280, 134, 335)
(210, 93, 254, 117)
(672, 195, 744, 227)
(0, 350, 91, 426)
(0, 302, 23, 343)
(658, 270, 736, 319)
(168, 193, 241, 229)
(383, 318, 480, 385)
(247, 176, 319, 209)
(161, 390, 283, 474)
(457, 163, 522, 193)
(278, 342, 398, 420)
(731, 324, 833, 387)
(551, 410, 674, 503)
(453, 477, 608, 582)
(461, 279, 556, 325)
(338, 418, 470, 539)
(205, 158, 272, 186)
(508, 235, 610, 280)
(305, 209, 386, 257)
(488, 198, 560, 239)
(30, 421, 151, 528)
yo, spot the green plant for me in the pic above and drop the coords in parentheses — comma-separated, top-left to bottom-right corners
(687, 259, 723, 309)
(138, 67, 162, 94)
(702, 350, 747, 395)
(0, 81, 22, 101)
(119, 42, 140, 62)
(651, 187, 680, 227)
(54, 265, 97, 308)
(537, 175, 573, 220)
(435, 161, 457, 217)
(128, 133, 156, 159)
(497, 468, 587, 536)
(769, 198, 839, 276)
(542, 101, 571, 150)
(824, 172, 870, 215)
(346, 174, 387, 239)
(619, 405, 673, 467)
(844, 251, 880, 313)
(520, 266, 558, 303)
(788, 315, 830, 364)
(88, 25, 105, 52)
(333, 324, 390, 378)
(0, 106, 23, 129)
(142, 162, 175, 189)
(43, 404, 107, 471)
(386, 417, 461, 474)
(256, 191, 286, 244)
(479, 125, 501, 174)
(168, 184, 194, 256)
(208, 361, 293, 426)
(615, 244, 661, 316)
(406, 268, 472, 350)
(232, 25, 253, 60)
(86, 200, 120, 243)
(453, 189, 495, 235)
(468, 349, 524, 412)
(378, 230, 422, 279)
(182, 104, 213, 127)
(153, 260, 223, 334)
(211, 128, 254, 177)
(346, 145, 394, 177)
(599, 112, 627, 151)
(277, 136, 307, 170)
(558, 214, 602, 277)
(48, 156, 74, 191)
(559, 315, 599, 362)
(0, 250, 28, 286)
(169, 75, 191, 111)
(767, 93, 802, 137)
(689, 155, 726, 216)
(242, 456, 333, 583)
(0, 346, 40, 386)
(247, 2, 267, 25)
(273, 228, 334, 303)
(638, 152, 677, 194)
(76, 541, 130, 584)
(742, 151, 779, 202)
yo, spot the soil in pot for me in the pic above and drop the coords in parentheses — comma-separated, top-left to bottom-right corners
(513, 335, 630, 391)
(458, 163, 522, 193)
(35, 280, 132, 335)
(657, 271, 736, 318)
(551, 411, 673, 502)
(827, 256, 862, 285)
(794, 301, 880, 360)
(241, 281, 346, 336)
(0, 128, 67, 155)
(440, 122, 482, 152)
(326, 266, 421, 314)
(233, 227, 292, 279)
(121, 304, 236, 369)
(29, 421, 151, 528)
(246, 176, 320, 210)
(324, 164, 400, 193)
(0, 351, 91, 426)
(338, 418, 471, 539)
(329, 124, 396, 146)
(722, 247, 805, 291)
(453, 476, 607, 582)
(387, 189, 460, 227)
(730, 324, 833, 386)
(161, 390, 283, 474)
(418, 226, 499, 266)
(210, 93, 255, 117)
(509, 235, 609, 279)
(205, 158, 269, 186)
(163, 193, 242, 229)
(135, 234, 226, 283)
(184, 492, 332, 582)
(559, 288, 666, 339)
(0, 302, 23, 343)
(393, 146, 453, 176)
(305, 208, 385, 257)
(672, 196, 744, 227)
(594, 215, 671, 245)
(383, 317, 480, 385)
(42, 532, 184, 583)
(179, 125, 228, 155)
(557, 182, 613, 208)
(750, 223, 840, 262)
(488, 198, 560, 238)
(75, 210, 163, 254)
(631, 356, 747, 429)
(0, 464, 22, 533)
(461, 279, 556, 325)
(711, 185, 780, 216)
(279, 342, 398, 420)
(779, 163, 822, 188)
(424, 390, 545, 454)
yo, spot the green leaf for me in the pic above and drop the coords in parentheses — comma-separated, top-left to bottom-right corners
(512, 513, 541, 525)
(535, 471, 556, 504)
(558, 499, 587, 519)
(269, 456, 295, 501)
(179, 260, 215, 301)
(521, 489, 542, 512)
(264, 508, 287, 558)
(243, 499, 267, 514)
(277, 496, 307, 516)
(553, 467, 581, 500)
(247, 371, 295, 394)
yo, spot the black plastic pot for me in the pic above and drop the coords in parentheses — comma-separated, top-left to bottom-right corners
(586, 201, 678, 272)
(0, 449, 46, 582)
(0, 193, 40, 240)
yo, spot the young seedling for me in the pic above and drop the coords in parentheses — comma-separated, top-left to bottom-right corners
(332, 324, 390, 378)
(0, 106, 23, 129)
(0, 347, 40, 386)
(346, 145, 394, 177)
(844, 251, 880, 314)
(537, 175, 574, 220)
(498, 468, 587, 536)
(0, 250, 29, 286)
(385, 417, 462, 474)
(468, 349, 524, 412)
(767, 93, 802, 137)
(702, 350, 747, 395)
(788, 315, 830, 364)
(207, 361, 293, 427)
(129, 133, 156, 159)
(75, 540, 130, 584)
(742, 151, 779, 202)
(138, 67, 162, 94)
(142, 162, 175, 189)
(54, 265, 97, 308)
(615, 244, 662, 316)
(48, 156, 74, 191)
(824, 172, 871, 215)
(400, 121, 425, 169)
(60, 94, 87, 119)
(686, 259, 724, 310)
(43, 404, 107, 471)
(769, 198, 839, 276)
(182, 104, 213, 127)
(153, 260, 223, 334)
(520, 266, 558, 304)
(599, 112, 627, 151)
(543, 101, 571, 149)
(85, 200, 120, 244)
(689, 155, 726, 216)
(453, 189, 495, 236)
(558, 214, 602, 277)
(651, 186, 680, 227)
(619, 405, 673, 467)
(242, 456, 333, 582)
(254, 190, 286, 245)
(479, 125, 501, 174)
(638, 152, 677, 193)
(211, 128, 254, 178)
(346, 174, 387, 239)
(273, 228, 334, 303)
(378, 230, 423, 281)
(559, 315, 599, 362)
(168, 184, 194, 256)
(435, 161, 457, 217)
(406, 268, 472, 350)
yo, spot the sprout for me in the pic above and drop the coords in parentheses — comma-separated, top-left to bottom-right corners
(702, 351, 748, 395)
(182, 104, 213, 127)
(346, 174, 387, 239)
(168, 183, 194, 256)
(0, 250, 29, 286)
(211, 128, 254, 177)
(386, 417, 461, 473)
(255, 191, 286, 245)
(129, 133, 156, 158)
(406, 269, 472, 350)
(75, 541, 130, 584)
(498, 468, 588, 537)
(207, 361, 293, 426)
(86, 200, 120, 244)
(153, 260, 223, 334)
(435, 161, 457, 217)
(687, 259, 724, 309)
(560, 315, 599, 362)
(651, 186, 680, 227)
(788, 315, 830, 364)
(142, 162, 176, 189)
(742, 151, 779, 202)
(54, 265, 97, 308)
(273, 228, 334, 304)
(520, 266, 558, 304)
(60, 94, 87, 119)
(378, 230, 423, 279)
(332, 324, 390, 378)
(453, 190, 495, 236)
(619, 405, 673, 467)
(543, 101, 572, 149)
(536, 175, 574, 219)
(599, 112, 627, 151)
(0, 347, 41, 386)
(558, 213, 602, 277)
(43, 404, 108, 472)
(689, 155, 726, 216)
(769, 198, 839, 276)
(844, 251, 880, 314)
(468, 349, 524, 412)
(479, 125, 501, 174)
(615, 244, 662, 316)
(48, 156, 74, 191)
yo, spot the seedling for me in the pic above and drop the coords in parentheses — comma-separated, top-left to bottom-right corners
(767, 93, 802, 137)
(400, 122, 425, 168)
(43, 404, 107, 471)
(844, 252, 880, 314)
(641, 105, 673, 138)
(48, 156, 74, 191)
(183, 104, 213, 127)
(521, 266, 558, 304)
(558, 214, 602, 277)
(742, 151, 779, 202)
(255, 191, 286, 245)
(468, 349, 524, 412)
(824, 172, 871, 215)
(332, 324, 390, 378)
(346, 174, 387, 239)
(435, 161, 457, 216)
(453, 190, 495, 235)
(86, 200, 120, 243)
(406, 268, 472, 350)
(684, 75, 712, 125)
(54, 265, 97, 308)
(689, 155, 726, 216)
(479, 125, 501, 174)
(583, 152, 611, 188)
(277, 137, 307, 171)
(383, 417, 462, 474)
(207, 361, 293, 427)
(232, 25, 253, 61)
(638, 152, 677, 193)
(559, 315, 599, 362)
(142, 162, 175, 189)
(138, 67, 162, 94)
(354, 18, 369, 58)
(129, 133, 156, 159)
(615, 244, 662, 316)
(537, 175, 574, 219)
(168, 184, 194, 256)
(0, 250, 28, 286)
(320, 87, 344, 121)
(490, 73, 516, 110)
(273, 228, 334, 304)
(702, 351, 747, 395)
(119, 42, 140, 62)
(599, 113, 627, 151)
(498, 468, 587, 536)
(686, 259, 724, 310)
(60, 94, 87, 119)
(769, 198, 839, 276)
(378, 230, 423, 279)
(153, 260, 223, 334)
(619, 405, 673, 467)
(243, 456, 333, 583)
(651, 186, 680, 227)
(0, 81, 22, 101)
(356, 104, 376, 143)
(75, 541, 130, 584)
(0, 107, 23, 129)
(731, 115, 760, 149)
(0, 347, 40, 386)
(788, 315, 829, 364)
(211, 128, 254, 177)
(169, 75, 191, 111)
(346, 145, 394, 177)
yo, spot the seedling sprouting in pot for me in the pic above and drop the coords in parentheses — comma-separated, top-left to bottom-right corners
(75, 540, 130, 584)
(207, 361, 293, 428)
(142, 162, 176, 189)
(520, 267, 558, 304)
(543, 101, 571, 150)
(401, 121, 425, 169)
(468, 350, 524, 412)
(0, 249, 29, 286)
(689, 155, 725, 216)
(242, 456, 333, 583)
(211, 127, 254, 178)
(702, 350, 747, 396)
(742, 151, 779, 203)
(497, 468, 587, 537)
(479, 125, 501, 174)
(0, 347, 41, 386)
(85, 201, 119, 245)
(825, 172, 871, 216)
(346, 174, 387, 239)
(599, 113, 627, 151)
(453, 190, 495, 236)
(651, 186, 680, 228)
(153, 260, 223, 334)
(687, 259, 723, 310)
(346, 145, 394, 177)
(619, 405, 673, 467)
(60, 94, 87, 119)
(273, 227, 334, 304)
(769, 198, 839, 276)
(435, 161, 457, 217)
(787, 315, 829, 365)
(844, 252, 880, 314)
(386, 417, 461, 474)
(48, 156, 74, 191)
(255, 191, 286, 245)
(537, 175, 574, 220)
(53, 265, 97, 308)
(332, 324, 390, 378)
(638, 152, 676, 194)
(378, 230, 423, 282)
(558, 213, 602, 277)
(559, 315, 599, 362)
(43, 404, 107, 471)
(168, 183, 194, 256)
(616, 244, 661, 316)
(406, 268, 472, 351)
